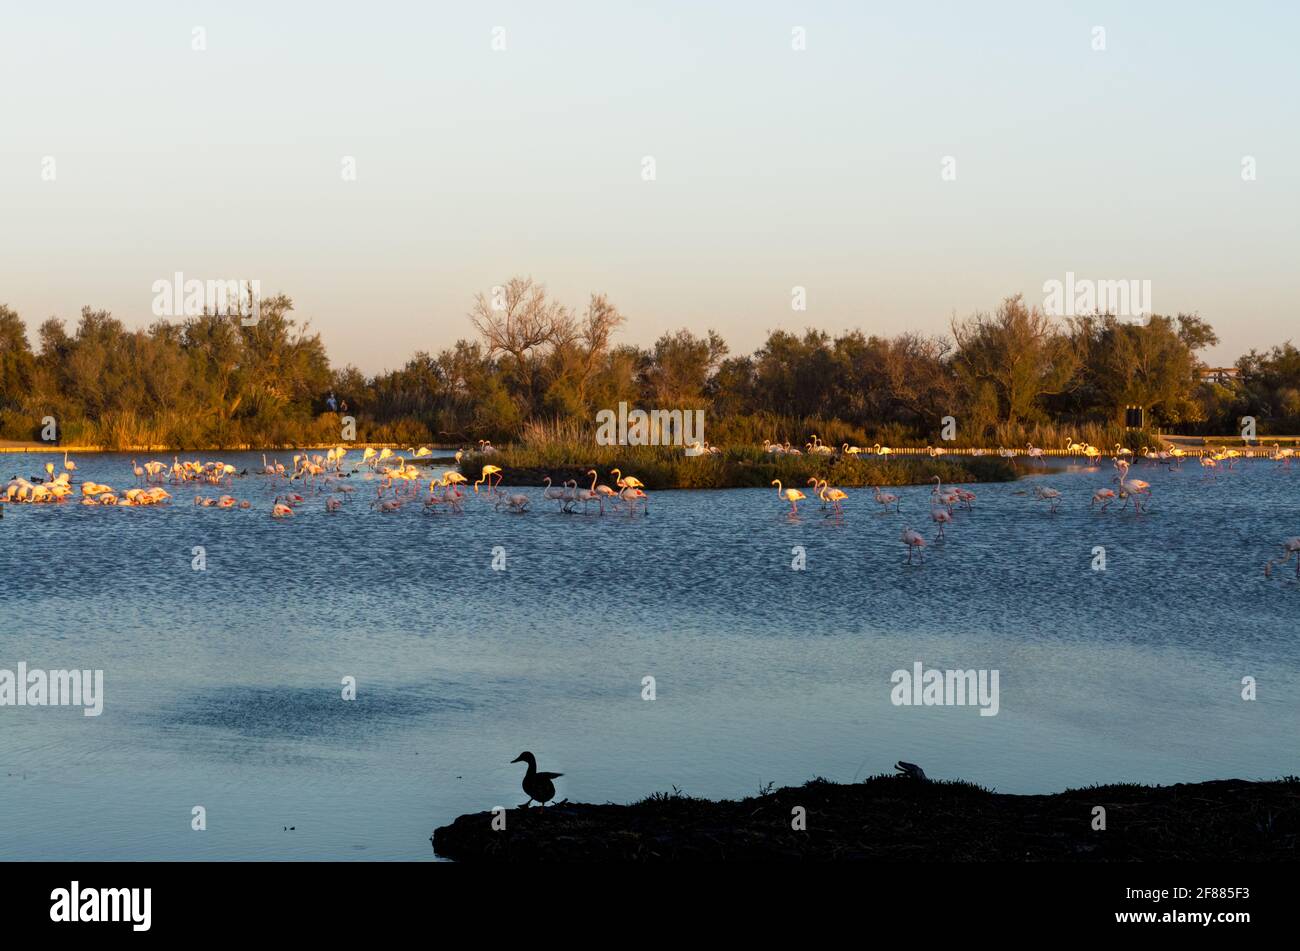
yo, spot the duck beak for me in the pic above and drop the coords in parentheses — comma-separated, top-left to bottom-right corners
(510, 755, 523, 764)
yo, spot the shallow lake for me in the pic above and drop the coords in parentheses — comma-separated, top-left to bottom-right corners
(2, 451, 1297, 859)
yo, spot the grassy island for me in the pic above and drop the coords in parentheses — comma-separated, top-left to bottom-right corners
(459, 446, 1017, 490)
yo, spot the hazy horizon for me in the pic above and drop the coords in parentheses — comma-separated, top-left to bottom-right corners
(3, 1, 1296, 374)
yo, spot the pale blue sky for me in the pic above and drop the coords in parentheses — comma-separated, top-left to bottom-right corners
(2, 1, 1296, 372)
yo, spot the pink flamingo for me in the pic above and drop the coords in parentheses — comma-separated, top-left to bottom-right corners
(930, 476, 959, 512)
(1090, 487, 1116, 511)
(1113, 460, 1151, 512)
(930, 505, 953, 539)
(620, 486, 649, 515)
(901, 527, 926, 564)
(1032, 485, 1062, 513)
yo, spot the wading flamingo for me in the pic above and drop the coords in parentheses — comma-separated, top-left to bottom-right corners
(1264, 537, 1300, 579)
(474, 464, 502, 494)
(1113, 459, 1151, 512)
(930, 505, 953, 538)
(589, 470, 618, 510)
(901, 527, 926, 564)
(930, 475, 959, 511)
(610, 468, 645, 491)
(771, 479, 806, 515)
(494, 493, 531, 513)
(1090, 487, 1117, 511)
(872, 486, 901, 512)
(807, 478, 828, 509)
(819, 483, 848, 517)
(1032, 485, 1062, 513)
(542, 476, 570, 512)
(620, 485, 649, 515)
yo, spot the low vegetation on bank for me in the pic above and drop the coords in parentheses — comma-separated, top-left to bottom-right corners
(431, 775, 1299, 862)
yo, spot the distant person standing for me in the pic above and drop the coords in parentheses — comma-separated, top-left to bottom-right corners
(326, 391, 338, 412)
(340, 400, 348, 413)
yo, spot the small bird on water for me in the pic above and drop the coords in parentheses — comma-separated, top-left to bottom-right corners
(511, 751, 562, 807)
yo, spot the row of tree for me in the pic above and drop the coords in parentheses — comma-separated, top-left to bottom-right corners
(0, 278, 1293, 448)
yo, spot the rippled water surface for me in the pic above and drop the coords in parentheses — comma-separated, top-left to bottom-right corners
(2, 451, 1297, 859)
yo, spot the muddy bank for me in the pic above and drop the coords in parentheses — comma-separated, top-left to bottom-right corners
(431, 775, 1299, 862)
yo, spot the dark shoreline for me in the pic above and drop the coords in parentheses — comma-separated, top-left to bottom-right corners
(431, 775, 1300, 862)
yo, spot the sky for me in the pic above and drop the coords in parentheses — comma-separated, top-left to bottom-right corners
(1, 1, 1296, 373)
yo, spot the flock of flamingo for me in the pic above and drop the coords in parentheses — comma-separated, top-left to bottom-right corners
(766, 437, 1297, 575)
(5, 437, 1299, 578)
(3, 447, 651, 522)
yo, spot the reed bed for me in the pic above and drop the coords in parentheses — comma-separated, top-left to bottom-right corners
(462, 443, 1016, 490)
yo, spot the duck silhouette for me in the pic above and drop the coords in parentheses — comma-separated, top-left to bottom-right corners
(511, 751, 562, 807)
